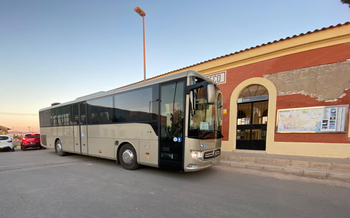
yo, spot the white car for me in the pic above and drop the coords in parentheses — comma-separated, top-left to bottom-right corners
(0, 135, 14, 152)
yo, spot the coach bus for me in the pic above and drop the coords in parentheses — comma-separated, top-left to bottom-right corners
(39, 70, 223, 172)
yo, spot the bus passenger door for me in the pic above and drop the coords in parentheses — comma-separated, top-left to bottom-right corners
(73, 104, 81, 154)
(73, 103, 88, 155)
(159, 80, 185, 170)
(79, 103, 88, 155)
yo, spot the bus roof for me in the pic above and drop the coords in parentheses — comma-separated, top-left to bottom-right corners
(39, 70, 213, 112)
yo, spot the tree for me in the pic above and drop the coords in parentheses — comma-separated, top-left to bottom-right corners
(341, 0, 350, 8)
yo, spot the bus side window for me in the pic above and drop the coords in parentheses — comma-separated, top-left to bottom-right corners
(101, 112, 111, 123)
(72, 104, 79, 125)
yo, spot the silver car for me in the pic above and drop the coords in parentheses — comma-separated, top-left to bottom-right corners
(0, 135, 14, 152)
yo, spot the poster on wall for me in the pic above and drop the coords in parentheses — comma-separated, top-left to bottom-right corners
(276, 105, 348, 133)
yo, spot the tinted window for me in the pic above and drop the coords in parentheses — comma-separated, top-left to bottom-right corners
(159, 80, 185, 161)
(114, 86, 157, 122)
(80, 103, 87, 125)
(160, 81, 185, 139)
(62, 106, 71, 126)
(39, 110, 51, 127)
(72, 104, 79, 125)
(0, 136, 9, 140)
(87, 96, 113, 124)
(25, 134, 40, 138)
(51, 108, 58, 126)
(51, 106, 71, 126)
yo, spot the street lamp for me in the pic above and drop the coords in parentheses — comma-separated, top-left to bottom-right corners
(134, 6, 146, 82)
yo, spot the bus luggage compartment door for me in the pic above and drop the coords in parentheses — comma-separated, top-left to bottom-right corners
(73, 126, 81, 154)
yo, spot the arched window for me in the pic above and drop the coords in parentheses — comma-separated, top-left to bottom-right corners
(239, 85, 268, 98)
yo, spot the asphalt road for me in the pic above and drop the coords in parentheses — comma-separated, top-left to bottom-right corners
(1, 149, 350, 218)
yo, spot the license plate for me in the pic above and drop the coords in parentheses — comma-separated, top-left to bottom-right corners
(30, 142, 33, 144)
(211, 160, 217, 164)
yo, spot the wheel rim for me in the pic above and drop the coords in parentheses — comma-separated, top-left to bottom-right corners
(122, 149, 134, 165)
(56, 142, 62, 154)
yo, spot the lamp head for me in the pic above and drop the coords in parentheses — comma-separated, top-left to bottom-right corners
(134, 7, 146, 17)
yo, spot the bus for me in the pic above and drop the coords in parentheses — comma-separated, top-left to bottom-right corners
(39, 70, 223, 172)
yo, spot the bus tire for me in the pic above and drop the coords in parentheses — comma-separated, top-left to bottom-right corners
(56, 139, 68, 156)
(118, 144, 139, 170)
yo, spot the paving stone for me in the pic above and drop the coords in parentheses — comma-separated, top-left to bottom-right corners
(331, 163, 350, 171)
(290, 160, 309, 167)
(328, 172, 350, 182)
(303, 169, 327, 179)
(309, 162, 331, 170)
(242, 157, 256, 163)
(282, 167, 303, 176)
(263, 165, 283, 172)
(220, 155, 229, 160)
(229, 155, 242, 161)
(272, 159, 290, 166)
(219, 160, 231, 167)
(246, 164, 264, 170)
(230, 162, 247, 168)
(256, 158, 273, 164)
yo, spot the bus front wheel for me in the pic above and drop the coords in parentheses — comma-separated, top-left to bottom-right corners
(119, 144, 139, 170)
(56, 139, 68, 156)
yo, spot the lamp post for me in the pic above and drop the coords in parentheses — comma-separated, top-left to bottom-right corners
(134, 6, 146, 82)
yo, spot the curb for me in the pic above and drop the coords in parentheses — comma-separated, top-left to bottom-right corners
(219, 160, 350, 182)
(221, 154, 350, 171)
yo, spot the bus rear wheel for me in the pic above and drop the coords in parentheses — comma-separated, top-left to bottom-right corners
(56, 139, 68, 156)
(119, 144, 139, 170)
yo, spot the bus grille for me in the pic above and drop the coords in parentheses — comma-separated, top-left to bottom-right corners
(203, 149, 221, 160)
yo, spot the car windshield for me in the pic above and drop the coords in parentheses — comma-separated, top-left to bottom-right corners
(188, 86, 223, 139)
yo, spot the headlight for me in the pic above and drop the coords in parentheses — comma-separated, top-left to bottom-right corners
(191, 151, 203, 160)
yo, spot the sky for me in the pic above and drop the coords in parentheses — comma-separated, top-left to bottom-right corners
(0, 0, 349, 133)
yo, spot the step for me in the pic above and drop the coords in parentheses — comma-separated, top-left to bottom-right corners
(220, 154, 350, 172)
(219, 160, 350, 182)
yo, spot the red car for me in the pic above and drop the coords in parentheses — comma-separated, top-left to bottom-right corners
(21, 134, 44, 150)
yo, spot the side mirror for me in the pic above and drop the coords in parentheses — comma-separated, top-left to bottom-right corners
(207, 84, 215, 104)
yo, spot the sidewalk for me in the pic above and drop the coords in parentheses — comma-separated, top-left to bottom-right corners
(218, 151, 350, 182)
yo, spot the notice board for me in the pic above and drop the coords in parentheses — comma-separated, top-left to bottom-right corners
(276, 105, 348, 133)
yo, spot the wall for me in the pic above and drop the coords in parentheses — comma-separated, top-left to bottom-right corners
(219, 43, 350, 142)
(150, 24, 350, 158)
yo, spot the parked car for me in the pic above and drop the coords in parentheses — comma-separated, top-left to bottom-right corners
(21, 134, 43, 150)
(0, 135, 14, 152)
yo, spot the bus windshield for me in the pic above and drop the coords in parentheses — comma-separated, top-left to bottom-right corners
(188, 86, 223, 139)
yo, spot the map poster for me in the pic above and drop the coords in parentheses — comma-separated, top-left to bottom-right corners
(276, 105, 348, 133)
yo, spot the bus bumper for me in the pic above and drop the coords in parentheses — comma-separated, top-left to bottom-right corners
(184, 156, 220, 172)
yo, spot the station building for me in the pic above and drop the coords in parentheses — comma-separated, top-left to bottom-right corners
(151, 22, 350, 158)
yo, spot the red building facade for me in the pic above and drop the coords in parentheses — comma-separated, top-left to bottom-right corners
(153, 23, 350, 158)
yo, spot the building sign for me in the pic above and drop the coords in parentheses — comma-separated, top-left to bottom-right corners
(276, 105, 348, 133)
(207, 72, 225, 84)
